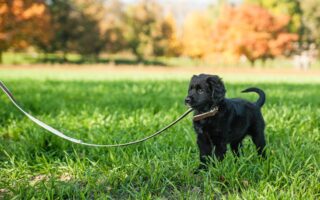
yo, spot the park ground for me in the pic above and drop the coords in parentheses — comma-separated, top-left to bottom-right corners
(1, 64, 320, 82)
(0, 65, 319, 199)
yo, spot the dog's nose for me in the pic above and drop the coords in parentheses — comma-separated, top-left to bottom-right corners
(185, 96, 192, 105)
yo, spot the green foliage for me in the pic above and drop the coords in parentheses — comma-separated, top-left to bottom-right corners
(300, 0, 320, 45)
(124, 0, 180, 61)
(103, 0, 127, 54)
(44, 0, 105, 60)
(0, 74, 319, 199)
(71, 14, 103, 60)
(36, 0, 125, 61)
(45, 0, 81, 58)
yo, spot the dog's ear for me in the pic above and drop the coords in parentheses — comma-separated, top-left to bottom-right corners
(206, 75, 226, 102)
(188, 75, 197, 88)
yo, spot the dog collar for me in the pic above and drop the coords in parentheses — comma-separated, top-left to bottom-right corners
(193, 106, 219, 122)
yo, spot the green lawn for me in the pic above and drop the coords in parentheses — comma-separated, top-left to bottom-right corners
(3, 52, 320, 69)
(0, 72, 319, 199)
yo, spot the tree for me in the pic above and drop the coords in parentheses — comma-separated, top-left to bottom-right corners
(182, 12, 214, 58)
(72, 0, 106, 60)
(35, 0, 129, 62)
(42, 0, 108, 61)
(71, 14, 104, 61)
(300, 0, 320, 47)
(0, 0, 50, 63)
(102, 0, 126, 54)
(213, 5, 298, 65)
(151, 14, 182, 57)
(42, 0, 80, 61)
(245, 0, 303, 35)
(124, 0, 180, 61)
(124, 0, 160, 61)
(159, 14, 182, 57)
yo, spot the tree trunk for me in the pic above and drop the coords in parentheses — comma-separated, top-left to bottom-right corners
(62, 51, 67, 63)
(250, 59, 255, 67)
(136, 55, 143, 63)
(44, 52, 48, 63)
(297, 1, 304, 48)
(94, 52, 100, 63)
(261, 58, 267, 67)
(132, 46, 143, 64)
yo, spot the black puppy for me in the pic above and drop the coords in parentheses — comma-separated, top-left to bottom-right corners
(185, 74, 266, 170)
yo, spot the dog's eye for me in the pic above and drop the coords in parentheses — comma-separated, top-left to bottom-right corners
(197, 88, 204, 94)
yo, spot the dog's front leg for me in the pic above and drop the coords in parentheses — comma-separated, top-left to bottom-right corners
(196, 133, 213, 171)
(231, 140, 243, 157)
(213, 143, 227, 161)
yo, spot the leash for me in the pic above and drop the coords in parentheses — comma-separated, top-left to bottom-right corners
(0, 80, 193, 147)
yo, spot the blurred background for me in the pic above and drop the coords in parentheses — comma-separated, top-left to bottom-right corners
(0, 0, 320, 69)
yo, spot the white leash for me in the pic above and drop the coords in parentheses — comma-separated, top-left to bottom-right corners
(0, 81, 193, 147)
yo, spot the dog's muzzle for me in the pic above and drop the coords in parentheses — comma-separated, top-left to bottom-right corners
(185, 96, 192, 106)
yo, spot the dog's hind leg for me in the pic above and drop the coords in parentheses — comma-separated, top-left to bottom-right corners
(251, 129, 266, 158)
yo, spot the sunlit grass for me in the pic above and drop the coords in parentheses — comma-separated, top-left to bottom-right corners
(3, 52, 320, 69)
(1, 66, 320, 83)
(0, 73, 319, 199)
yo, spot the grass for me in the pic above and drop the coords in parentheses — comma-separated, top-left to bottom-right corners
(0, 71, 319, 199)
(2, 52, 165, 65)
(3, 52, 320, 69)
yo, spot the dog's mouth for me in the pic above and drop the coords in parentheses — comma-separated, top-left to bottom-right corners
(185, 102, 192, 108)
(186, 102, 204, 109)
(185, 101, 196, 108)
(185, 96, 213, 109)
(186, 100, 216, 111)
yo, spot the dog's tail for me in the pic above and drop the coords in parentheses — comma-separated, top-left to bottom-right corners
(242, 87, 266, 108)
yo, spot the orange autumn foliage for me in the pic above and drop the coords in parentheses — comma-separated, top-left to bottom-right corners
(160, 14, 182, 57)
(213, 4, 298, 64)
(0, 0, 51, 61)
(182, 12, 214, 58)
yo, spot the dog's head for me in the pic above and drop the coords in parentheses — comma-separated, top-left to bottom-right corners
(185, 74, 226, 110)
